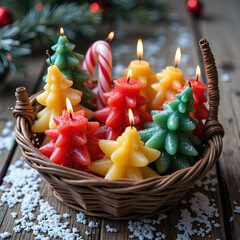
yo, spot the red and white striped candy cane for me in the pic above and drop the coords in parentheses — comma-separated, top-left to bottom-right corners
(82, 40, 112, 109)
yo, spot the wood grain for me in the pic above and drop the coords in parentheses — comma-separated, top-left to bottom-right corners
(0, 0, 237, 238)
(0, 54, 45, 183)
(199, 0, 240, 239)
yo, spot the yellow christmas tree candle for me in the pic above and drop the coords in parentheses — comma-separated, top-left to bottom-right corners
(123, 39, 157, 111)
(151, 47, 185, 110)
(32, 51, 93, 133)
(88, 109, 160, 180)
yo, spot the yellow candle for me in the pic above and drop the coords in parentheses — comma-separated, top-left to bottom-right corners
(88, 109, 160, 180)
(151, 47, 185, 110)
(32, 63, 93, 133)
(123, 39, 157, 111)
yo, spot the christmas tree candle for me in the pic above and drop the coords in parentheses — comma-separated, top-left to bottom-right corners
(159, 66, 209, 138)
(94, 70, 152, 140)
(138, 81, 200, 174)
(44, 28, 96, 110)
(32, 52, 93, 133)
(178, 65, 209, 138)
(123, 39, 157, 111)
(39, 99, 104, 171)
(88, 109, 160, 180)
(151, 47, 185, 110)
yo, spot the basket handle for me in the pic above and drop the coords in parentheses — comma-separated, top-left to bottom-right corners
(12, 87, 34, 126)
(199, 37, 224, 140)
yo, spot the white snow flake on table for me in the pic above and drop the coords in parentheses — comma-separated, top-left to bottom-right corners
(0, 121, 15, 155)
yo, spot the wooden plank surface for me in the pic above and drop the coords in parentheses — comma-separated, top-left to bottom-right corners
(199, 0, 240, 239)
(0, 0, 238, 239)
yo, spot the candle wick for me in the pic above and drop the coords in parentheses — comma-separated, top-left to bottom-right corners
(70, 112, 73, 119)
(130, 121, 133, 129)
(188, 80, 191, 87)
(46, 50, 53, 67)
(196, 76, 199, 82)
(127, 77, 130, 83)
(138, 57, 142, 63)
(175, 64, 178, 69)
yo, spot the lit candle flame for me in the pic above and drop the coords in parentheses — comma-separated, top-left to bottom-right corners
(127, 69, 132, 82)
(107, 31, 114, 42)
(196, 65, 201, 82)
(174, 47, 181, 68)
(137, 39, 143, 61)
(60, 27, 64, 35)
(66, 97, 73, 114)
(128, 108, 134, 127)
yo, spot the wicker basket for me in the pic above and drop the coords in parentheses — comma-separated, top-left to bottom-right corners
(13, 38, 224, 220)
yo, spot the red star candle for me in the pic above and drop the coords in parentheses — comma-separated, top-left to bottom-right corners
(94, 70, 152, 140)
(39, 98, 104, 171)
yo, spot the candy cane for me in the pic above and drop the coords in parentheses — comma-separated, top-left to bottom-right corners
(82, 40, 112, 109)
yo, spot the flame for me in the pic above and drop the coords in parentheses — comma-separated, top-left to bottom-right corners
(127, 69, 132, 81)
(174, 47, 181, 67)
(66, 97, 73, 113)
(137, 39, 143, 60)
(196, 65, 201, 79)
(60, 27, 64, 35)
(107, 31, 114, 42)
(128, 109, 134, 126)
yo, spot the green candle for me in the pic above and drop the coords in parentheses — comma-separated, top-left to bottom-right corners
(43, 28, 96, 110)
(138, 83, 200, 174)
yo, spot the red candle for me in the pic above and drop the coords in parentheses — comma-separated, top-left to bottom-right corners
(159, 66, 208, 138)
(94, 70, 152, 140)
(39, 98, 104, 171)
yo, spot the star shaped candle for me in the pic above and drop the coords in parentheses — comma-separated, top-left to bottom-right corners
(39, 98, 104, 170)
(88, 109, 160, 180)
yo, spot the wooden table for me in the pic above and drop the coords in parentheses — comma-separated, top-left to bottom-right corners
(0, 0, 240, 239)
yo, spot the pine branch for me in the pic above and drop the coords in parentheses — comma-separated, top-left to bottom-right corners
(0, 2, 101, 75)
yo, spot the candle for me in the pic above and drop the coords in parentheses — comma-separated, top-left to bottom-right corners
(82, 32, 114, 109)
(151, 47, 185, 110)
(123, 39, 157, 111)
(39, 98, 104, 170)
(178, 65, 209, 138)
(138, 83, 200, 174)
(88, 109, 160, 180)
(94, 70, 152, 140)
(32, 52, 93, 133)
(43, 28, 96, 110)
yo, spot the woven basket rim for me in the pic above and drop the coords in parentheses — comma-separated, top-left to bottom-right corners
(12, 37, 225, 219)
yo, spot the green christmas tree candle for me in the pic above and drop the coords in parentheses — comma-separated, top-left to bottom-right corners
(138, 81, 201, 174)
(43, 28, 96, 110)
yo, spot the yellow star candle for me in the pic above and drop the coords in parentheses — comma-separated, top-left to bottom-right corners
(88, 109, 160, 180)
(123, 39, 157, 111)
(151, 47, 185, 110)
(32, 51, 93, 133)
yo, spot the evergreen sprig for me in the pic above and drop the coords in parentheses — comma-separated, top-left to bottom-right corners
(0, 2, 101, 75)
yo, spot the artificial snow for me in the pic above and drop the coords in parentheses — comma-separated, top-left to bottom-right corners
(0, 158, 86, 240)
(176, 170, 221, 239)
(88, 220, 98, 228)
(233, 206, 240, 213)
(0, 232, 11, 239)
(128, 214, 167, 240)
(0, 121, 15, 155)
(11, 212, 17, 219)
(106, 225, 118, 233)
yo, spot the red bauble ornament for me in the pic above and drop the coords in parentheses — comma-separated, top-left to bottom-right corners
(186, 0, 203, 17)
(0, 7, 13, 27)
(89, 1, 106, 16)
